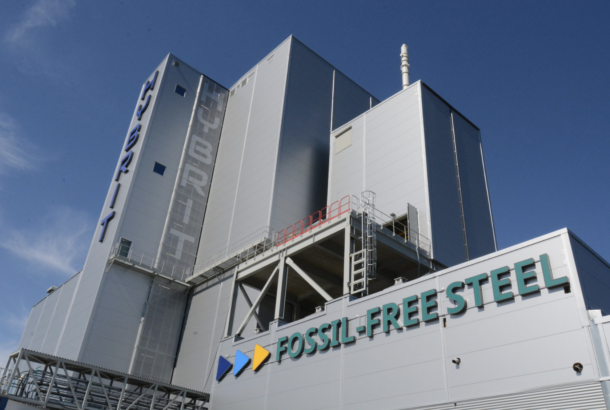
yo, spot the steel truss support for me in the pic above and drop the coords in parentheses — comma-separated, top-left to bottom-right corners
(0, 349, 209, 410)
(235, 264, 280, 337)
(238, 283, 266, 331)
(274, 257, 288, 321)
(285, 258, 332, 302)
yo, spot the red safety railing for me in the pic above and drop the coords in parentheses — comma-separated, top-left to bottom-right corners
(276, 195, 351, 247)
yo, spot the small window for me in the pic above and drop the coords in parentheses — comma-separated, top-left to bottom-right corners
(119, 238, 132, 258)
(335, 128, 352, 154)
(175, 84, 186, 97)
(241, 78, 247, 87)
(230, 89, 235, 97)
(153, 162, 166, 176)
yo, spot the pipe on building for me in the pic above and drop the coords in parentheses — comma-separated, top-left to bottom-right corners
(401, 44, 410, 89)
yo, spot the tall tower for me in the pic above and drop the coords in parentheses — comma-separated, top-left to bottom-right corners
(195, 36, 379, 267)
(18, 54, 228, 383)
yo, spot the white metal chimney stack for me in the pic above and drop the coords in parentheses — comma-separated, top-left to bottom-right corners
(400, 44, 410, 89)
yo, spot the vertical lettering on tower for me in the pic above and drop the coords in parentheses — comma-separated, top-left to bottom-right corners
(156, 76, 228, 279)
(98, 70, 159, 242)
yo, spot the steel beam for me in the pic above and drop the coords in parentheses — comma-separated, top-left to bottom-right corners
(285, 258, 332, 302)
(61, 361, 81, 410)
(235, 265, 279, 336)
(344, 224, 354, 295)
(236, 253, 281, 281)
(275, 256, 288, 320)
(116, 376, 128, 410)
(161, 391, 182, 410)
(125, 383, 157, 410)
(224, 271, 239, 338)
(238, 283, 266, 330)
(82, 368, 94, 409)
(4, 350, 23, 395)
(236, 217, 349, 281)
(23, 352, 44, 402)
(95, 369, 114, 409)
(149, 384, 158, 410)
(44, 361, 60, 405)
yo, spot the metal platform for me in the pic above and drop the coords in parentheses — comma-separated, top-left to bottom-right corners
(184, 227, 277, 286)
(216, 195, 437, 339)
(0, 349, 209, 410)
(107, 244, 190, 286)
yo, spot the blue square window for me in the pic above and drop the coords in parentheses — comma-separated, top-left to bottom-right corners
(153, 162, 166, 176)
(175, 84, 187, 97)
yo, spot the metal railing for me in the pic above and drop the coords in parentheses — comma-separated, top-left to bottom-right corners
(185, 226, 277, 281)
(110, 227, 279, 284)
(187, 196, 353, 281)
(109, 243, 191, 282)
(351, 195, 431, 256)
(0, 349, 209, 410)
(276, 195, 351, 247)
(108, 193, 430, 284)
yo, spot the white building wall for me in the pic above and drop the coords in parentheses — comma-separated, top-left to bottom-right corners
(116, 56, 203, 258)
(328, 118, 366, 204)
(328, 82, 496, 267)
(17, 296, 44, 353)
(364, 84, 428, 233)
(21, 59, 170, 366)
(18, 55, 201, 378)
(172, 272, 258, 391)
(78, 265, 152, 373)
(209, 229, 601, 410)
(75, 56, 208, 380)
(228, 41, 291, 243)
(38, 273, 81, 356)
(328, 83, 431, 243)
(66, 59, 171, 364)
(196, 39, 291, 261)
(197, 36, 376, 263)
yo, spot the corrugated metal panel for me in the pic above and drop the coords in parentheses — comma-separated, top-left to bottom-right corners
(270, 38, 334, 231)
(570, 235, 610, 315)
(332, 70, 373, 131)
(18, 297, 45, 350)
(197, 39, 291, 261)
(58, 58, 171, 364)
(412, 382, 606, 410)
(363, 85, 427, 225)
(41, 273, 80, 354)
(328, 85, 429, 241)
(421, 85, 467, 266)
(80, 265, 152, 375)
(452, 112, 495, 259)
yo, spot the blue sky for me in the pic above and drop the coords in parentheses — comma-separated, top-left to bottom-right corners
(0, 0, 608, 365)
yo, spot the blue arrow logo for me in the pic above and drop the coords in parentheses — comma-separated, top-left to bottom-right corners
(233, 350, 251, 376)
(216, 356, 232, 381)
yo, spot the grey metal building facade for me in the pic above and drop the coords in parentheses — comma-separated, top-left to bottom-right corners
(3, 36, 610, 410)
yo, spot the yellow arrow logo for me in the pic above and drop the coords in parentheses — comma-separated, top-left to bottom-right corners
(252, 344, 270, 371)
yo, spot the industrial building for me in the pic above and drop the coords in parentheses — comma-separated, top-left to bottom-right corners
(2, 36, 610, 410)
